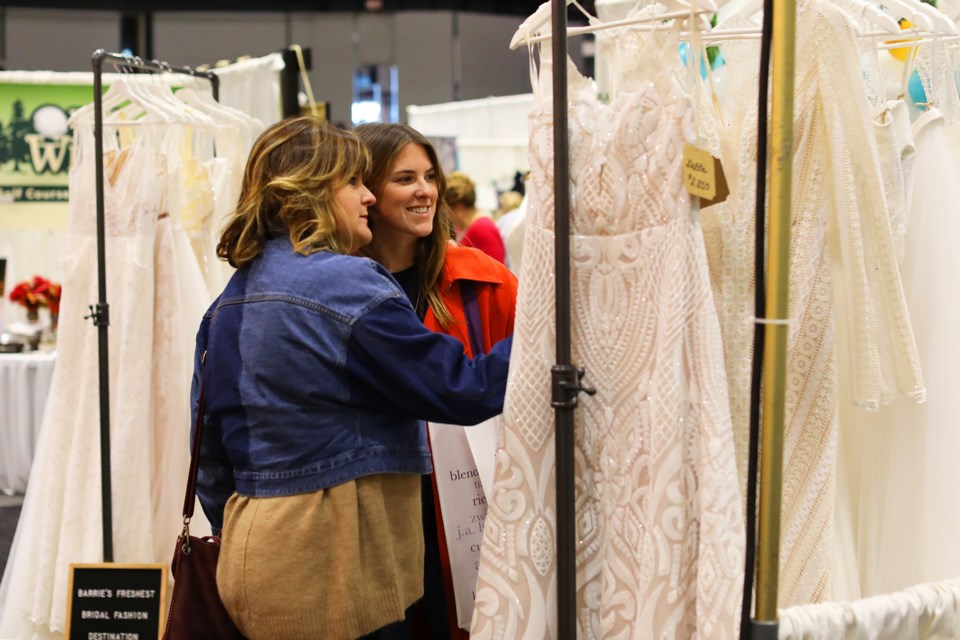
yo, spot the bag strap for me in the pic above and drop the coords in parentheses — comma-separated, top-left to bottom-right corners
(181, 350, 206, 524)
(460, 281, 484, 357)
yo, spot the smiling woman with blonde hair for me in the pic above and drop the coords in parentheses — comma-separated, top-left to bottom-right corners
(194, 115, 513, 640)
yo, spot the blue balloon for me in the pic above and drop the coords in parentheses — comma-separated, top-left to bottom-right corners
(908, 70, 927, 110)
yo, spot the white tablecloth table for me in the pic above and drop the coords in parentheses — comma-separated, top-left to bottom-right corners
(0, 351, 56, 494)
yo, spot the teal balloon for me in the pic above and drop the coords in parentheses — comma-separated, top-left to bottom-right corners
(712, 49, 726, 70)
(678, 42, 709, 79)
(909, 70, 927, 110)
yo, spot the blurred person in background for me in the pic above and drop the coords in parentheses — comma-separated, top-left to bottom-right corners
(444, 171, 506, 264)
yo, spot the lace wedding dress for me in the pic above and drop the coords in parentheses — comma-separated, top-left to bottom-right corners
(471, 26, 745, 639)
(699, 0, 923, 607)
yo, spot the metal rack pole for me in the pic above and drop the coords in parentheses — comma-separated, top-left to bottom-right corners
(88, 50, 219, 562)
(751, 0, 796, 634)
(547, 2, 597, 637)
(91, 51, 113, 564)
(549, 1, 576, 635)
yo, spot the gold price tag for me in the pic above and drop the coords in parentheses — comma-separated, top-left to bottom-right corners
(683, 144, 717, 199)
(683, 144, 729, 208)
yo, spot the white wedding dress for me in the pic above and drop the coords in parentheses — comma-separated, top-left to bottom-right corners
(471, 25, 745, 639)
(700, 0, 924, 607)
(852, 107, 960, 596)
(0, 123, 164, 639)
(0, 120, 215, 638)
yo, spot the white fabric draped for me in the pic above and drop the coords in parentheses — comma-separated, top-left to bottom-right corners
(0, 353, 56, 495)
(780, 578, 960, 639)
(213, 52, 284, 129)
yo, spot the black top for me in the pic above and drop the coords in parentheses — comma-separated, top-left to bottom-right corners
(391, 265, 426, 321)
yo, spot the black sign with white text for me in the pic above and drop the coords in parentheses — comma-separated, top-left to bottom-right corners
(66, 564, 167, 640)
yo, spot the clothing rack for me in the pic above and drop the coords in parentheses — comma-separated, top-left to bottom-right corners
(541, 0, 796, 636)
(89, 49, 219, 563)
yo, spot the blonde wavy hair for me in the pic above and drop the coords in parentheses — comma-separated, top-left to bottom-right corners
(354, 123, 455, 327)
(217, 115, 370, 268)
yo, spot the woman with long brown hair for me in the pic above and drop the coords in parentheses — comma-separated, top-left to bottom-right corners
(194, 115, 512, 640)
(355, 122, 518, 639)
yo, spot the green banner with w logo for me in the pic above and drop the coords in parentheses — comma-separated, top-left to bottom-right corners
(0, 83, 93, 205)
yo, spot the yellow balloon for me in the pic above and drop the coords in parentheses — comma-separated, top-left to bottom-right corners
(886, 19, 917, 62)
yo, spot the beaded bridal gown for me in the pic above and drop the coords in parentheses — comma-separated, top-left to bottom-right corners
(470, 26, 745, 640)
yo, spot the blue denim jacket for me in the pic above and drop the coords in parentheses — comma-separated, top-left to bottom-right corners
(192, 236, 512, 531)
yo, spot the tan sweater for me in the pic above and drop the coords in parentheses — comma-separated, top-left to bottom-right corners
(216, 473, 424, 640)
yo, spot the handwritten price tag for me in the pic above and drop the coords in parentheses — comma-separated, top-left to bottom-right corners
(683, 144, 717, 199)
(683, 144, 729, 207)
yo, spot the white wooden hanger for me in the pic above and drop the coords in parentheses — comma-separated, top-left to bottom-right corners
(143, 78, 217, 127)
(513, 2, 721, 49)
(510, 0, 597, 50)
(834, 0, 902, 34)
(68, 76, 168, 127)
(869, 0, 936, 31)
(915, 1, 959, 35)
(511, 0, 723, 50)
(177, 88, 257, 128)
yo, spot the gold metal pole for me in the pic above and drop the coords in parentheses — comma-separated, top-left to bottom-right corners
(753, 0, 796, 631)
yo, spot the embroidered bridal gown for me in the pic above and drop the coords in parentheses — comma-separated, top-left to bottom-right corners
(471, 26, 745, 639)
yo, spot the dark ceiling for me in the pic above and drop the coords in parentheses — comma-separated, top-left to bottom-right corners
(0, 1, 597, 17)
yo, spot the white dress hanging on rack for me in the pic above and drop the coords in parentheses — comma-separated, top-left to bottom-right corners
(700, 0, 924, 607)
(0, 123, 165, 638)
(150, 124, 217, 564)
(471, 26, 744, 639)
(853, 106, 960, 596)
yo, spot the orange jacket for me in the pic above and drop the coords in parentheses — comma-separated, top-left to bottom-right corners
(423, 244, 518, 357)
(423, 244, 517, 639)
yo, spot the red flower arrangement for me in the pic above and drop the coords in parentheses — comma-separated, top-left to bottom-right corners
(8, 276, 62, 315)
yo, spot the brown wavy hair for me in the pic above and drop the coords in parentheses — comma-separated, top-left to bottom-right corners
(354, 123, 455, 327)
(444, 171, 477, 209)
(217, 115, 370, 268)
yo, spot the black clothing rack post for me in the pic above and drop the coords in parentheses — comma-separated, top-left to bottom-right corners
(280, 46, 312, 118)
(547, 2, 596, 638)
(89, 49, 219, 562)
(741, 0, 775, 634)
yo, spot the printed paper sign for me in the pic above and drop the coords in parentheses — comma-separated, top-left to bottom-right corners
(429, 416, 498, 630)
